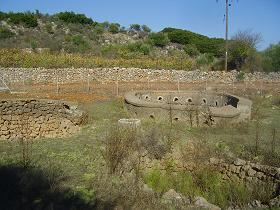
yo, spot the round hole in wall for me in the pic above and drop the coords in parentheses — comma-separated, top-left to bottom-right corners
(174, 117, 179, 121)
(145, 95, 149, 99)
(158, 96, 163, 101)
(173, 97, 179, 102)
(149, 114, 155, 119)
(215, 101, 218, 106)
(187, 98, 192, 103)
(224, 103, 227, 106)
(202, 98, 207, 104)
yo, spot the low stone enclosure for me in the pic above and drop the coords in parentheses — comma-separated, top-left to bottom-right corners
(125, 90, 252, 126)
(0, 99, 87, 139)
(209, 158, 280, 186)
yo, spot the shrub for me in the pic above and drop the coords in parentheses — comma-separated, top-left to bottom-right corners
(0, 27, 14, 39)
(162, 27, 224, 56)
(165, 29, 190, 45)
(7, 12, 38, 28)
(228, 30, 263, 71)
(141, 25, 151, 33)
(148, 32, 169, 47)
(262, 42, 280, 72)
(139, 43, 151, 55)
(109, 23, 120, 34)
(0, 11, 7, 21)
(129, 24, 141, 32)
(57, 11, 93, 24)
(196, 53, 214, 66)
(184, 44, 200, 57)
(236, 71, 245, 81)
(127, 42, 152, 55)
(102, 127, 137, 174)
(68, 35, 90, 53)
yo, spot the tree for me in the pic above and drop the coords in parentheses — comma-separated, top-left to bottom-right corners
(228, 30, 262, 72)
(129, 24, 141, 32)
(57, 12, 93, 25)
(109, 23, 120, 34)
(141, 25, 151, 33)
(262, 42, 280, 72)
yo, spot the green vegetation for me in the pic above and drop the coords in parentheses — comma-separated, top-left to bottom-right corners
(228, 30, 263, 72)
(262, 42, 280, 72)
(162, 27, 224, 56)
(0, 10, 279, 71)
(0, 27, 14, 39)
(56, 11, 94, 24)
(144, 168, 255, 208)
(148, 32, 170, 47)
(0, 48, 195, 70)
(1, 11, 38, 27)
(0, 92, 279, 209)
(0, 93, 278, 209)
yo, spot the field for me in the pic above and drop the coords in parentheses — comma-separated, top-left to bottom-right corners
(0, 80, 279, 209)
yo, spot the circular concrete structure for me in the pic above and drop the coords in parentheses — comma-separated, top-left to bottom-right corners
(124, 91, 252, 126)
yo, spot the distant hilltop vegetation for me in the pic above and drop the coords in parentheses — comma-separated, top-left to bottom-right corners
(0, 11, 279, 72)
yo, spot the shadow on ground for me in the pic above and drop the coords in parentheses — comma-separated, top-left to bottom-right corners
(0, 164, 114, 210)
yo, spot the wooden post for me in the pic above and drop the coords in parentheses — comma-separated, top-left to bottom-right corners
(56, 69, 59, 94)
(87, 73, 90, 93)
(271, 128, 276, 154)
(177, 80, 180, 92)
(225, 0, 229, 72)
(116, 80, 119, 96)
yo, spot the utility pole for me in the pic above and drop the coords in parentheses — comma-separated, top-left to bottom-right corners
(225, 0, 229, 71)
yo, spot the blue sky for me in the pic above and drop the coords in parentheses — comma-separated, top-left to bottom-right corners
(1, 0, 279, 50)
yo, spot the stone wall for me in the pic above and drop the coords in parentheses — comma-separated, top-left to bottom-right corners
(210, 157, 280, 185)
(0, 99, 87, 139)
(1, 67, 280, 84)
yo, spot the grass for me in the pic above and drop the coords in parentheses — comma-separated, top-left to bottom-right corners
(0, 94, 279, 209)
(143, 167, 253, 208)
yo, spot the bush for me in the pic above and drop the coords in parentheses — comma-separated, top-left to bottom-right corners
(228, 30, 263, 72)
(57, 11, 93, 24)
(164, 29, 190, 45)
(0, 27, 14, 39)
(196, 53, 214, 66)
(129, 24, 141, 32)
(127, 42, 152, 55)
(184, 44, 200, 57)
(144, 168, 252, 208)
(262, 42, 280, 72)
(162, 27, 224, 56)
(7, 12, 38, 28)
(71, 35, 89, 52)
(148, 32, 169, 47)
(109, 23, 120, 34)
(141, 25, 151, 33)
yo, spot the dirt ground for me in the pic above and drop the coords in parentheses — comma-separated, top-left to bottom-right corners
(0, 80, 279, 103)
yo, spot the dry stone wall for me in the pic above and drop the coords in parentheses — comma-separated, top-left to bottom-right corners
(0, 99, 87, 139)
(1, 67, 280, 84)
(209, 157, 280, 185)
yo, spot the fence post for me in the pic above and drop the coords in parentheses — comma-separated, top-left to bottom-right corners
(271, 128, 276, 155)
(177, 80, 180, 92)
(56, 69, 59, 94)
(87, 72, 90, 93)
(116, 80, 119, 96)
